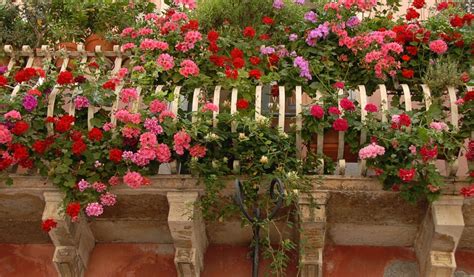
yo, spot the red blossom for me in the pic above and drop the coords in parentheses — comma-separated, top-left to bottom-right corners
(102, 80, 116, 90)
(32, 140, 48, 154)
(333, 118, 348, 132)
(460, 184, 474, 197)
(232, 57, 245, 69)
(66, 202, 81, 220)
(310, 105, 324, 119)
(14, 68, 37, 83)
(236, 99, 249, 110)
(399, 168, 416, 182)
(230, 48, 244, 59)
(249, 69, 262, 79)
(88, 128, 103, 142)
(420, 145, 438, 162)
(401, 55, 411, 61)
(41, 219, 57, 232)
(463, 91, 474, 102)
(208, 42, 219, 53)
(437, 1, 448, 10)
(340, 98, 355, 111)
(406, 8, 420, 21)
(0, 75, 7, 87)
(463, 14, 474, 25)
(406, 46, 418, 56)
(259, 34, 271, 41)
(70, 130, 82, 141)
(364, 103, 378, 113)
(401, 69, 414, 78)
(55, 115, 75, 133)
(189, 145, 207, 158)
(243, 26, 256, 38)
(210, 55, 225, 67)
(268, 54, 279, 66)
(11, 121, 29, 136)
(72, 139, 87, 156)
(181, 20, 199, 32)
(109, 148, 123, 163)
(262, 16, 274, 25)
(57, 71, 74, 85)
(412, 0, 425, 9)
(207, 30, 219, 41)
(12, 144, 29, 161)
(450, 15, 463, 28)
(249, 56, 261, 65)
(225, 68, 238, 80)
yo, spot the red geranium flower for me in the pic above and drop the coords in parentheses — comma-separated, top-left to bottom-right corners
(412, 0, 425, 9)
(181, 20, 199, 32)
(310, 105, 324, 119)
(340, 98, 355, 111)
(249, 69, 262, 79)
(72, 139, 87, 156)
(450, 15, 463, 28)
(406, 46, 418, 56)
(109, 148, 123, 163)
(208, 42, 219, 53)
(88, 128, 103, 142)
(11, 121, 29, 136)
(406, 8, 420, 20)
(243, 26, 256, 38)
(401, 69, 414, 78)
(230, 48, 244, 59)
(57, 71, 74, 85)
(12, 144, 29, 161)
(401, 55, 411, 61)
(463, 14, 474, 25)
(437, 1, 448, 11)
(14, 68, 37, 83)
(268, 54, 279, 66)
(102, 80, 116, 91)
(232, 57, 245, 69)
(210, 55, 225, 67)
(70, 130, 82, 141)
(66, 202, 81, 220)
(32, 140, 48, 154)
(225, 68, 238, 80)
(27, 89, 42, 96)
(399, 113, 411, 127)
(460, 184, 474, 197)
(333, 118, 348, 132)
(365, 103, 378, 113)
(262, 16, 274, 25)
(249, 56, 261, 65)
(55, 115, 75, 133)
(0, 75, 7, 87)
(259, 34, 271, 41)
(399, 168, 416, 182)
(236, 99, 249, 110)
(464, 90, 474, 101)
(207, 30, 219, 41)
(420, 145, 438, 162)
(41, 219, 57, 232)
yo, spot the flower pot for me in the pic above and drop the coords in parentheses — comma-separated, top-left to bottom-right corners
(310, 129, 358, 162)
(85, 34, 113, 52)
(55, 42, 78, 70)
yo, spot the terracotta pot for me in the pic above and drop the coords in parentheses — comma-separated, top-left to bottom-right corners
(55, 42, 78, 69)
(85, 34, 113, 52)
(310, 129, 358, 162)
(0, 56, 9, 66)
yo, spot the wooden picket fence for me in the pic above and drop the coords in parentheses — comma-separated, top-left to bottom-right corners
(2, 44, 472, 177)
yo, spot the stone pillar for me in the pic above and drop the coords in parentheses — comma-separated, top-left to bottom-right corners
(42, 192, 95, 277)
(415, 195, 465, 277)
(167, 192, 208, 277)
(298, 192, 329, 277)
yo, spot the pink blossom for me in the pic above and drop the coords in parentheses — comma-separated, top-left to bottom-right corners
(121, 43, 136, 51)
(144, 118, 163, 135)
(173, 0, 197, 10)
(429, 122, 448, 132)
(358, 143, 385, 159)
(184, 31, 202, 44)
(201, 103, 219, 112)
(149, 100, 168, 114)
(121, 126, 141, 138)
(123, 171, 144, 189)
(156, 143, 172, 163)
(0, 125, 12, 144)
(132, 66, 145, 72)
(115, 110, 141, 124)
(190, 145, 207, 158)
(108, 176, 120, 186)
(122, 151, 134, 161)
(120, 88, 138, 104)
(102, 122, 115, 131)
(85, 202, 103, 217)
(92, 182, 107, 193)
(159, 110, 176, 122)
(173, 130, 191, 155)
(100, 192, 117, 207)
(156, 54, 175, 71)
(409, 145, 417, 155)
(144, 13, 158, 21)
(139, 39, 169, 51)
(179, 60, 199, 78)
(4, 110, 21, 120)
(170, 11, 188, 22)
(391, 115, 400, 124)
(120, 27, 135, 37)
(429, 40, 448, 55)
(138, 28, 153, 36)
(77, 179, 90, 192)
(74, 96, 89, 110)
(117, 68, 129, 79)
(455, 99, 465, 105)
(175, 42, 195, 53)
(140, 132, 158, 148)
(132, 148, 156, 166)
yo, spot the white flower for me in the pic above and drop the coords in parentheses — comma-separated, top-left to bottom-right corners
(260, 155, 269, 164)
(238, 133, 248, 141)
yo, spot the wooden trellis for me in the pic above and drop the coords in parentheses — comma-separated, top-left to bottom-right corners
(1, 44, 471, 177)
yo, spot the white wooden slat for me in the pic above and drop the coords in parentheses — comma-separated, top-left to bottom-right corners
(295, 86, 302, 159)
(421, 84, 432, 110)
(191, 87, 201, 123)
(378, 84, 389, 123)
(255, 86, 262, 120)
(400, 84, 412, 112)
(110, 84, 124, 126)
(23, 46, 35, 68)
(132, 86, 143, 113)
(3, 45, 15, 77)
(111, 45, 123, 75)
(213, 86, 221, 127)
(446, 86, 459, 131)
(231, 88, 238, 132)
(278, 86, 285, 132)
(87, 106, 95, 131)
(171, 86, 182, 119)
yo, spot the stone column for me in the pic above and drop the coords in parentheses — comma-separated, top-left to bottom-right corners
(167, 192, 208, 277)
(42, 192, 95, 277)
(415, 195, 465, 277)
(298, 191, 329, 277)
